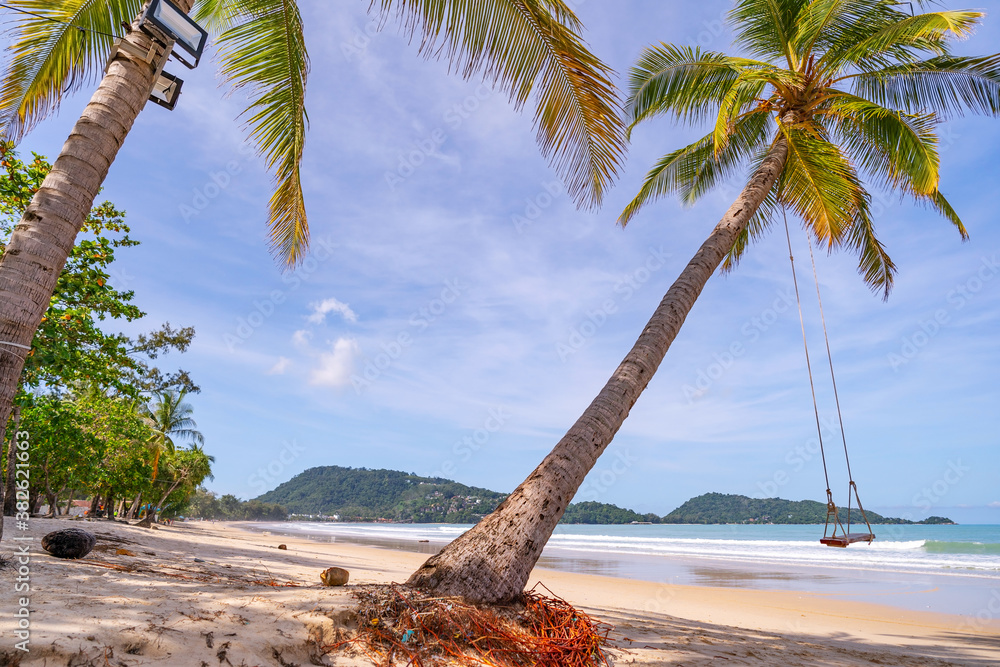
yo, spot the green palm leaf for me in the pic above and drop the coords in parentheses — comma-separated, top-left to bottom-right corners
(627, 45, 743, 128)
(778, 123, 863, 246)
(619, 108, 773, 226)
(843, 203, 896, 298)
(212, 0, 310, 265)
(824, 92, 939, 194)
(377, 0, 626, 209)
(852, 54, 1000, 118)
(923, 189, 968, 239)
(825, 10, 982, 71)
(0, 0, 145, 140)
(730, 0, 806, 68)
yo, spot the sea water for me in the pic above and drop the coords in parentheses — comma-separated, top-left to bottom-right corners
(249, 522, 1000, 617)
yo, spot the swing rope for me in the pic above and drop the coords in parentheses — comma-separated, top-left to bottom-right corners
(781, 208, 831, 493)
(781, 208, 873, 545)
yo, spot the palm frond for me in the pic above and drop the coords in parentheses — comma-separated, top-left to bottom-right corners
(378, 0, 626, 209)
(730, 0, 807, 68)
(712, 76, 770, 154)
(791, 0, 882, 64)
(922, 188, 968, 239)
(193, 0, 245, 32)
(214, 0, 310, 265)
(0, 0, 144, 141)
(824, 92, 939, 194)
(843, 202, 896, 298)
(619, 109, 773, 226)
(170, 427, 205, 445)
(627, 45, 742, 129)
(852, 54, 1000, 118)
(825, 9, 983, 72)
(778, 123, 864, 245)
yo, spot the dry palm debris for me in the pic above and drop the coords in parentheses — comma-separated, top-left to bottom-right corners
(332, 583, 614, 666)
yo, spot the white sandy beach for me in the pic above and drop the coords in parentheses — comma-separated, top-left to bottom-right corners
(1, 516, 998, 666)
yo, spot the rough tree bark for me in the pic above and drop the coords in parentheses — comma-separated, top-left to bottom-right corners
(0, 0, 193, 545)
(407, 135, 790, 604)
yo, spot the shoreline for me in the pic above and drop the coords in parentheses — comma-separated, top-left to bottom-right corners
(2, 516, 998, 665)
(245, 520, 1000, 617)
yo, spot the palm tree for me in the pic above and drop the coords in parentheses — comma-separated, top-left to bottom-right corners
(143, 389, 204, 480)
(407, 0, 999, 603)
(150, 442, 214, 518)
(0, 0, 627, 538)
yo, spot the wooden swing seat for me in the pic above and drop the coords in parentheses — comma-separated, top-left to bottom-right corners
(820, 532, 874, 548)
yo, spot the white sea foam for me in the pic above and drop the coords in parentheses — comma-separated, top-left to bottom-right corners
(262, 522, 1000, 578)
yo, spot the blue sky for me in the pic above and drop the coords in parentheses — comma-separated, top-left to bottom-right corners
(14, 1, 1000, 523)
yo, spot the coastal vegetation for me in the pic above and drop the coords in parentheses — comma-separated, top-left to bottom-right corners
(661, 493, 954, 525)
(0, 147, 211, 529)
(407, 0, 998, 603)
(242, 466, 953, 525)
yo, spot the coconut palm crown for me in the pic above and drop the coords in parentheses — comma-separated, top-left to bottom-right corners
(143, 389, 204, 480)
(621, 0, 999, 297)
(0, 0, 625, 265)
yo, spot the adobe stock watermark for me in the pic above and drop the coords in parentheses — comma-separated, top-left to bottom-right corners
(179, 142, 255, 223)
(350, 279, 465, 393)
(911, 459, 969, 513)
(752, 415, 839, 499)
(511, 180, 565, 234)
(683, 288, 796, 403)
(876, 458, 972, 543)
(11, 426, 32, 652)
(642, 580, 679, 616)
(887, 253, 998, 371)
(248, 440, 305, 495)
(223, 236, 338, 352)
(960, 588, 1000, 633)
(385, 84, 495, 191)
(557, 246, 672, 362)
(429, 407, 511, 479)
(340, 17, 382, 62)
(575, 448, 637, 502)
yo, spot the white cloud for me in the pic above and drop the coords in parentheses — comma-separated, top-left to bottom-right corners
(989, 501, 1000, 508)
(310, 338, 362, 388)
(268, 357, 291, 375)
(292, 329, 312, 347)
(307, 297, 358, 325)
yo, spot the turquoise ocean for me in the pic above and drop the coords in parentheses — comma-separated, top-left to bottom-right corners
(249, 522, 1000, 618)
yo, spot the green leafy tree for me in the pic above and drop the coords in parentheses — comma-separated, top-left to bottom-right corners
(151, 444, 215, 518)
(17, 395, 98, 516)
(142, 389, 204, 481)
(0, 144, 196, 398)
(409, 0, 1000, 603)
(0, 146, 196, 521)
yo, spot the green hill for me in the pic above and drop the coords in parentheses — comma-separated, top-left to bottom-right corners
(255, 466, 507, 523)
(661, 493, 953, 525)
(254, 468, 954, 525)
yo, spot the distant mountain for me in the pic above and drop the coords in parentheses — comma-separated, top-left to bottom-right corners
(254, 468, 954, 525)
(254, 466, 507, 523)
(661, 493, 955, 525)
(255, 467, 663, 524)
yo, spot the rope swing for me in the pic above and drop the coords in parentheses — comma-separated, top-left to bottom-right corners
(781, 208, 875, 548)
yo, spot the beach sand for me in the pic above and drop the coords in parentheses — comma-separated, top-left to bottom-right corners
(1, 517, 997, 666)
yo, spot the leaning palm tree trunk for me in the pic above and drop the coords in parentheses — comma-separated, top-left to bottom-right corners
(0, 1, 192, 542)
(408, 136, 789, 603)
